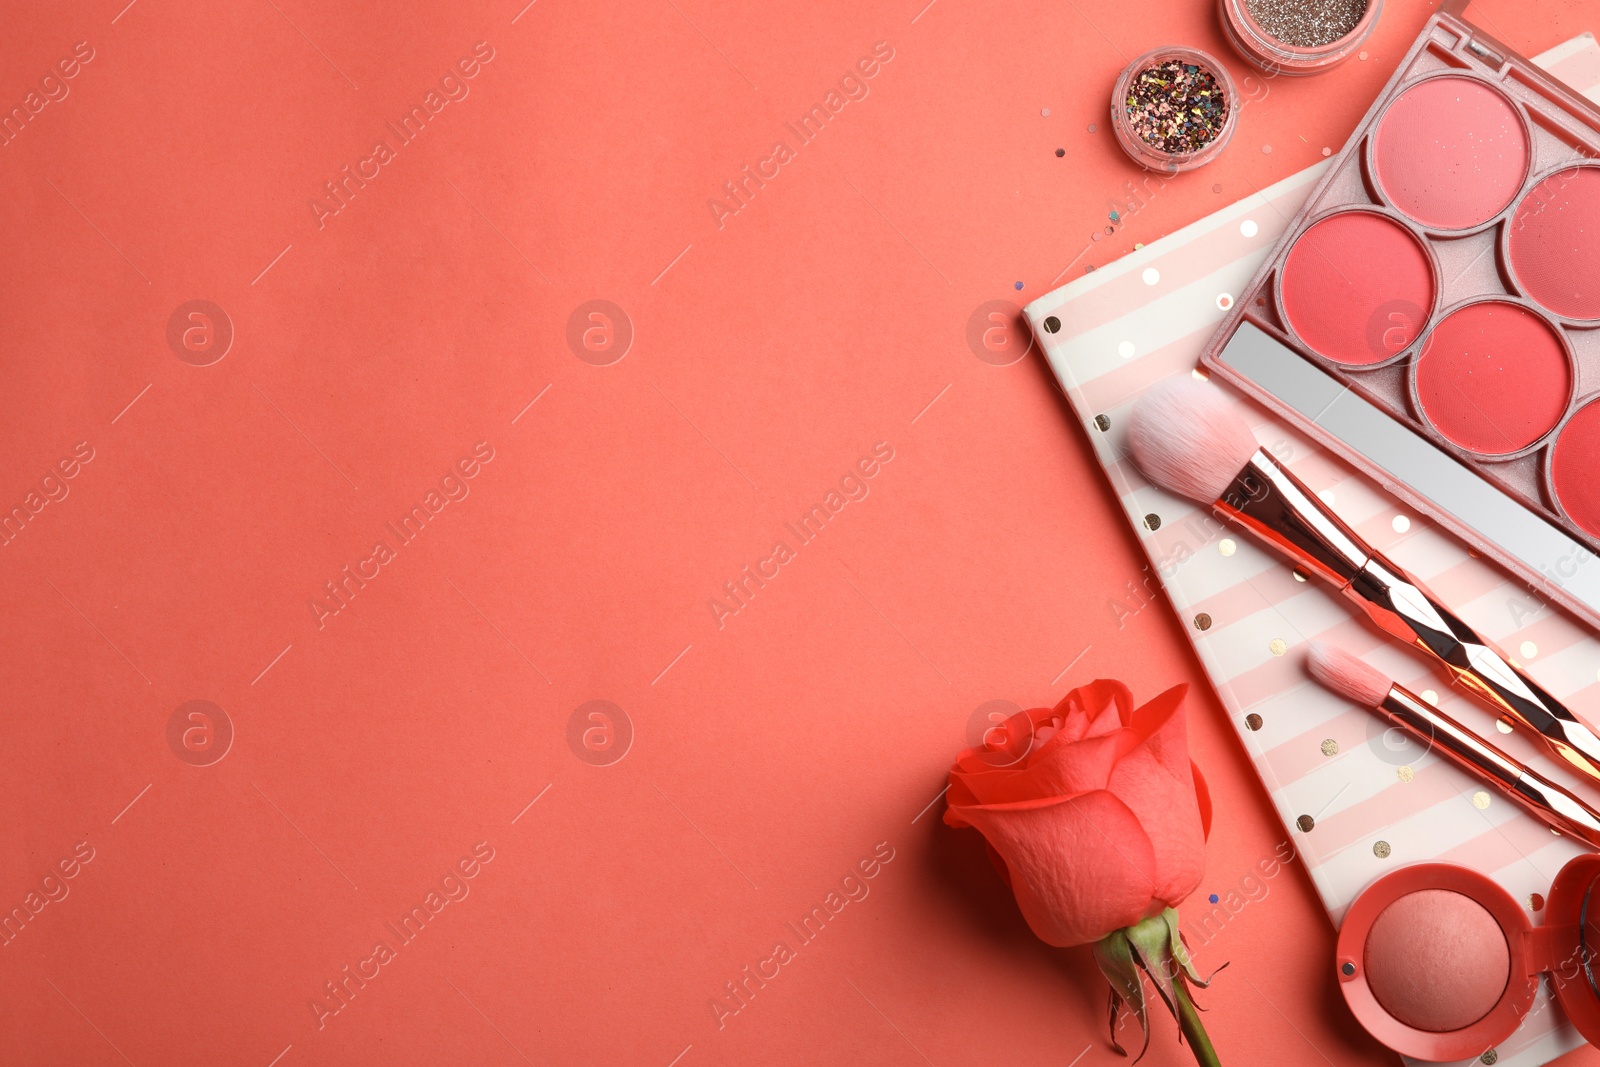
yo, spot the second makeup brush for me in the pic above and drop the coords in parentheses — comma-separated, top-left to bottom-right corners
(1306, 640, 1600, 848)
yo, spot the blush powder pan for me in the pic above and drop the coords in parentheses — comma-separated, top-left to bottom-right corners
(1371, 75, 1531, 232)
(1337, 856, 1600, 1062)
(1278, 209, 1435, 366)
(1507, 164, 1600, 322)
(1412, 299, 1573, 459)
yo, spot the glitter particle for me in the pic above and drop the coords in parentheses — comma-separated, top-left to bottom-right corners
(1219, 538, 1237, 557)
(1245, 712, 1263, 730)
(1392, 515, 1410, 533)
(1118, 340, 1136, 359)
(1142, 267, 1161, 286)
(1014, 281, 1024, 290)
(1421, 689, 1438, 705)
(1322, 147, 1332, 156)
(1209, 893, 1219, 903)
(1320, 738, 1338, 756)
(1124, 58, 1231, 155)
(1143, 513, 1162, 531)
(1088, 122, 1098, 133)
(1297, 814, 1315, 832)
(1240, 219, 1259, 238)
(1246, 0, 1370, 48)
(1269, 638, 1288, 656)
(1529, 893, 1545, 911)
(1496, 718, 1514, 734)
(1318, 489, 1335, 506)
(1055, 147, 1065, 157)
(1195, 612, 1213, 631)
(1521, 641, 1539, 659)
(1373, 840, 1391, 858)
(1472, 790, 1492, 810)
(1041, 107, 1051, 117)
(1262, 145, 1272, 154)
(1398, 765, 1414, 782)
(1217, 293, 1234, 310)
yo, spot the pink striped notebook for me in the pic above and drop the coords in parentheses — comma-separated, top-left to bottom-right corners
(1025, 34, 1600, 1067)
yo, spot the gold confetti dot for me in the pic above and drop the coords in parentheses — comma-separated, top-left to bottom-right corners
(1421, 689, 1438, 705)
(1269, 638, 1287, 657)
(1529, 893, 1545, 912)
(1245, 713, 1263, 731)
(1373, 841, 1391, 858)
(1397, 766, 1414, 783)
(1473, 791, 1492, 810)
(1194, 613, 1212, 631)
(1521, 641, 1539, 659)
(1496, 718, 1514, 734)
(1297, 814, 1315, 832)
(1219, 538, 1237, 557)
(1292, 567, 1308, 583)
(1481, 1050, 1498, 1065)
(1094, 414, 1111, 432)
(1143, 513, 1162, 531)
(1320, 738, 1338, 756)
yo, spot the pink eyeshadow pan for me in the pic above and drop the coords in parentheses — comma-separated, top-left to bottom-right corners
(1508, 166, 1600, 320)
(1373, 76, 1530, 230)
(1364, 889, 1510, 1032)
(1415, 301, 1571, 456)
(1552, 399, 1600, 538)
(1280, 210, 1434, 365)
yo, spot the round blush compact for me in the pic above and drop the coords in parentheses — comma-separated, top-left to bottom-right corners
(1412, 299, 1573, 458)
(1370, 75, 1531, 232)
(1278, 209, 1435, 366)
(1506, 164, 1600, 321)
(1338, 857, 1600, 1062)
(1549, 398, 1600, 538)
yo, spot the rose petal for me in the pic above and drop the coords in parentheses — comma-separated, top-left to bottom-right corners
(954, 728, 1134, 806)
(950, 790, 1161, 946)
(1105, 686, 1206, 905)
(1054, 680, 1134, 747)
(1192, 760, 1213, 839)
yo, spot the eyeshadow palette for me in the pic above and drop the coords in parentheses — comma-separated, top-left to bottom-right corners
(1200, 0, 1600, 624)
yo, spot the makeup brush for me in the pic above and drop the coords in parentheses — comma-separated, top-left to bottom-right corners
(1305, 640, 1600, 848)
(1128, 376, 1600, 789)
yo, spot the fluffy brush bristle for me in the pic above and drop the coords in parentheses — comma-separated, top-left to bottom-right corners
(1306, 641, 1393, 708)
(1127, 377, 1261, 504)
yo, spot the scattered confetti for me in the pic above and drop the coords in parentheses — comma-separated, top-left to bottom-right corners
(1088, 122, 1098, 133)
(1213, 183, 1223, 193)
(1109, 209, 1121, 222)
(1041, 107, 1051, 117)
(1209, 893, 1220, 903)
(1262, 144, 1273, 154)
(1014, 281, 1024, 290)
(1056, 147, 1065, 157)
(1322, 147, 1332, 156)
(1246, 0, 1369, 48)
(1123, 59, 1231, 155)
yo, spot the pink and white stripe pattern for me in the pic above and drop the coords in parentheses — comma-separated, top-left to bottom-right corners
(1025, 36, 1600, 1067)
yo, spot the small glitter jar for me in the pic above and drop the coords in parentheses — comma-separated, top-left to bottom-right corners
(1111, 48, 1238, 173)
(1219, 0, 1381, 75)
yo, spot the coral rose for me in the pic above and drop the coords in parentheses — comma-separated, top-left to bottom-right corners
(944, 679, 1212, 947)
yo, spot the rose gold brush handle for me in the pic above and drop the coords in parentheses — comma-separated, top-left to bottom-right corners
(1217, 450, 1600, 790)
(1378, 682, 1600, 850)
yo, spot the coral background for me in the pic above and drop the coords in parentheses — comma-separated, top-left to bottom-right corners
(1, 0, 1594, 1063)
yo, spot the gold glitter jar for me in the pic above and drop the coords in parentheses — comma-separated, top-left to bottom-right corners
(1110, 47, 1238, 173)
(1219, 0, 1382, 75)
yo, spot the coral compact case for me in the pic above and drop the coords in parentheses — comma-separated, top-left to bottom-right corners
(1337, 855, 1600, 1062)
(1199, 0, 1600, 629)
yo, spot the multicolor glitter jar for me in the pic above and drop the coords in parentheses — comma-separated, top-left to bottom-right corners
(1218, 0, 1381, 75)
(1110, 48, 1238, 173)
